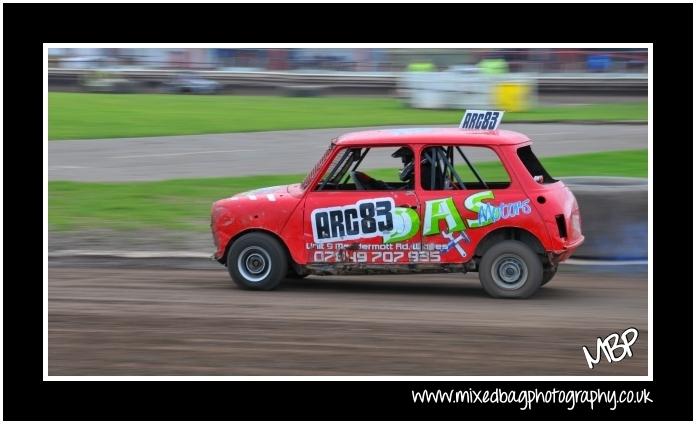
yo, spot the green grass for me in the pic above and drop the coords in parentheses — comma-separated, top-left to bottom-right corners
(530, 149, 648, 179)
(49, 149, 647, 231)
(49, 92, 648, 140)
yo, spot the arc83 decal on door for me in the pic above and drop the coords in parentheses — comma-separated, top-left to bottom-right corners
(311, 197, 395, 243)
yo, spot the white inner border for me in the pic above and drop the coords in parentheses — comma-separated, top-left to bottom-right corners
(43, 43, 652, 382)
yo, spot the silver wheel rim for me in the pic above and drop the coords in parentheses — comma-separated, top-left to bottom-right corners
(237, 246, 272, 282)
(491, 253, 528, 290)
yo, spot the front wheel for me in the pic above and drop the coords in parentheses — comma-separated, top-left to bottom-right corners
(227, 233, 287, 290)
(478, 240, 543, 299)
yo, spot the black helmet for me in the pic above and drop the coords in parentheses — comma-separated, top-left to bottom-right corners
(391, 146, 413, 160)
(392, 147, 414, 182)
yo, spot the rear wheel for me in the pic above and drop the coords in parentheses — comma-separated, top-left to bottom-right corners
(541, 265, 558, 286)
(227, 233, 287, 290)
(478, 240, 543, 299)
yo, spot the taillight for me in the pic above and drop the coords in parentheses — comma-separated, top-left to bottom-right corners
(570, 212, 582, 237)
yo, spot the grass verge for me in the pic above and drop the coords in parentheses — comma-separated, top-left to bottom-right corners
(49, 92, 648, 140)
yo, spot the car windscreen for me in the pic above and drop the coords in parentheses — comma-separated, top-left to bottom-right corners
(315, 147, 361, 189)
(301, 142, 336, 189)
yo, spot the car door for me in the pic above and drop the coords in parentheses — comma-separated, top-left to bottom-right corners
(415, 144, 527, 264)
(303, 145, 422, 266)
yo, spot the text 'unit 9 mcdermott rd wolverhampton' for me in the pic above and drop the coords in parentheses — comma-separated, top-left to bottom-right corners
(210, 110, 584, 299)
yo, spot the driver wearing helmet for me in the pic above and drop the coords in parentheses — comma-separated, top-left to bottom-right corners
(352, 147, 421, 190)
(391, 146, 415, 189)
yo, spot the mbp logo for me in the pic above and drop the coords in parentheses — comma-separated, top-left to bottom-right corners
(582, 327, 639, 369)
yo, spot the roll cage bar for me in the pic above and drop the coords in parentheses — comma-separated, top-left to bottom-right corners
(422, 146, 489, 190)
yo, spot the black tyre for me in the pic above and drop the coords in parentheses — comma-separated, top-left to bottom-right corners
(286, 268, 307, 279)
(227, 233, 287, 290)
(541, 265, 558, 286)
(478, 240, 543, 299)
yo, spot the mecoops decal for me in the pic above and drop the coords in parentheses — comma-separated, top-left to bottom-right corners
(464, 190, 532, 228)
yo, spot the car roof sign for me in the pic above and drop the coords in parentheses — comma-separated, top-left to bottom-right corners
(459, 110, 505, 131)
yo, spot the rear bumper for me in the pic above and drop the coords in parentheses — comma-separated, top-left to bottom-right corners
(549, 235, 585, 263)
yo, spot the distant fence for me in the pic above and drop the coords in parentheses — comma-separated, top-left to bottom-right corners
(48, 68, 648, 96)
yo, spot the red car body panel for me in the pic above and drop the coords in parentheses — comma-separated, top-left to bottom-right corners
(211, 128, 584, 269)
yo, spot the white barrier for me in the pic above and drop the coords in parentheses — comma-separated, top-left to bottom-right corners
(401, 72, 538, 110)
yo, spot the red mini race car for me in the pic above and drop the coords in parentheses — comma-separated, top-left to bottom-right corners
(211, 111, 584, 298)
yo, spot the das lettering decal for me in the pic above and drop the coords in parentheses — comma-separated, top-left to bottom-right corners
(383, 207, 420, 243)
(422, 197, 465, 236)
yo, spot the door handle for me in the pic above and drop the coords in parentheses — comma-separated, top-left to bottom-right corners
(398, 204, 418, 210)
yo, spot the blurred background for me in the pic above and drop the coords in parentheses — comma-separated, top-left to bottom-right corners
(48, 47, 649, 72)
(48, 47, 648, 102)
(48, 47, 649, 377)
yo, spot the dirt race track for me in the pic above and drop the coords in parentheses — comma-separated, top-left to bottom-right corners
(48, 264, 648, 377)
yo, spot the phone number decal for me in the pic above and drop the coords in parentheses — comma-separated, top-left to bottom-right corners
(312, 250, 441, 263)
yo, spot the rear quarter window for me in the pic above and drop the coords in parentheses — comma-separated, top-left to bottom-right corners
(517, 145, 557, 184)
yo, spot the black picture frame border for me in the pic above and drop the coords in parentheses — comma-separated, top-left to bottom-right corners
(4, 2, 692, 421)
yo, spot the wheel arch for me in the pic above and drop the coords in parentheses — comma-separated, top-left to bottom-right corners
(474, 226, 547, 267)
(222, 228, 296, 268)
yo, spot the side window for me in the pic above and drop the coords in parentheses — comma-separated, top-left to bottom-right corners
(314, 145, 416, 191)
(420, 145, 511, 190)
(517, 145, 557, 184)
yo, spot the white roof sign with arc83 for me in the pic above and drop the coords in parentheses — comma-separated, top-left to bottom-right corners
(460, 110, 505, 130)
